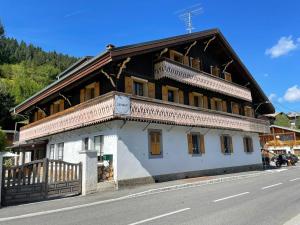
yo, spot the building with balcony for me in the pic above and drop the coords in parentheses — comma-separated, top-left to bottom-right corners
(260, 125, 300, 156)
(11, 29, 274, 186)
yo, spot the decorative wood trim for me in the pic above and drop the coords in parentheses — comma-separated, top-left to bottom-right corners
(154, 59, 252, 102)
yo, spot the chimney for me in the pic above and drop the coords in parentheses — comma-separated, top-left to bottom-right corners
(106, 44, 115, 51)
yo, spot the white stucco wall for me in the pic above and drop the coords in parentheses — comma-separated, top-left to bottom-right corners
(44, 120, 262, 182)
(116, 121, 262, 181)
(46, 122, 118, 180)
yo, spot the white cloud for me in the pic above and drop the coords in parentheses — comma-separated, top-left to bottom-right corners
(265, 36, 299, 58)
(268, 93, 277, 101)
(283, 85, 300, 102)
(263, 73, 269, 77)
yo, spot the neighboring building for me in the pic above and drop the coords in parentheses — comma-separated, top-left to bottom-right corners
(287, 112, 300, 129)
(260, 125, 300, 156)
(11, 29, 274, 186)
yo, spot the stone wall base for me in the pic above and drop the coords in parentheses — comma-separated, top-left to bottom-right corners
(117, 163, 263, 188)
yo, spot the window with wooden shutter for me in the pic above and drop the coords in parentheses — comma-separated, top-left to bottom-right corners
(187, 133, 205, 155)
(189, 93, 194, 106)
(222, 101, 227, 113)
(149, 130, 162, 157)
(179, 90, 184, 104)
(210, 98, 216, 110)
(220, 135, 233, 154)
(243, 137, 253, 153)
(211, 98, 222, 111)
(203, 96, 208, 108)
(80, 89, 85, 103)
(125, 76, 133, 94)
(183, 56, 189, 66)
(211, 66, 220, 77)
(189, 92, 204, 107)
(148, 82, 155, 98)
(59, 99, 64, 111)
(50, 104, 54, 115)
(162, 85, 168, 101)
(95, 82, 100, 96)
(169, 50, 183, 63)
(190, 58, 201, 70)
(231, 102, 240, 114)
(224, 72, 232, 82)
(244, 106, 254, 117)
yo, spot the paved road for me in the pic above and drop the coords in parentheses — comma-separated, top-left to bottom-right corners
(1, 167, 300, 225)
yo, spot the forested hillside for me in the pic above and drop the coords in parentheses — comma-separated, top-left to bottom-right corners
(0, 21, 78, 129)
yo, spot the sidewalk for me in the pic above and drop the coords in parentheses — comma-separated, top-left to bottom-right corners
(0, 167, 291, 219)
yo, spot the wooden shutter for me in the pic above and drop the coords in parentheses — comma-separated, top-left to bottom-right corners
(189, 93, 194, 106)
(59, 99, 64, 112)
(148, 82, 155, 98)
(243, 137, 247, 152)
(222, 101, 227, 112)
(191, 58, 201, 70)
(183, 56, 189, 66)
(229, 137, 233, 153)
(80, 89, 85, 103)
(211, 66, 220, 76)
(95, 82, 100, 97)
(34, 111, 38, 122)
(249, 138, 253, 152)
(125, 76, 133, 94)
(162, 86, 168, 101)
(179, 90, 184, 104)
(203, 96, 208, 108)
(220, 136, 225, 153)
(150, 132, 161, 155)
(50, 104, 54, 115)
(200, 134, 205, 154)
(224, 72, 232, 82)
(187, 134, 193, 154)
(210, 98, 216, 110)
(169, 50, 175, 61)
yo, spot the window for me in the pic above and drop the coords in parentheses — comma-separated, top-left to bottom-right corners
(49, 144, 55, 159)
(220, 135, 233, 154)
(231, 102, 240, 114)
(243, 137, 253, 153)
(133, 81, 144, 96)
(80, 82, 100, 103)
(224, 72, 232, 82)
(168, 90, 174, 102)
(211, 66, 220, 77)
(149, 130, 162, 157)
(83, 137, 89, 151)
(94, 135, 104, 161)
(244, 106, 254, 117)
(190, 57, 201, 70)
(170, 50, 183, 63)
(194, 96, 199, 107)
(57, 143, 64, 160)
(187, 133, 205, 155)
(211, 98, 224, 111)
(50, 99, 64, 115)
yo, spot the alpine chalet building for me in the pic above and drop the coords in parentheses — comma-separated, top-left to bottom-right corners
(12, 29, 274, 186)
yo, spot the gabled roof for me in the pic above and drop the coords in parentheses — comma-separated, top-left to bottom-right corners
(270, 125, 300, 134)
(12, 28, 275, 114)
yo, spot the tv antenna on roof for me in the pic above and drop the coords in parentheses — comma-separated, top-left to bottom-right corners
(175, 4, 203, 34)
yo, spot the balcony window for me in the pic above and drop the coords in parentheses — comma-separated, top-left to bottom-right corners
(190, 57, 201, 70)
(231, 102, 240, 115)
(224, 72, 232, 82)
(211, 98, 224, 112)
(244, 106, 254, 117)
(133, 81, 144, 96)
(80, 82, 100, 103)
(169, 50, 183, 64)
(168, 90, 175, 102)
(50, 99, 64, 115)
(211, 66, 221, 77)
(162, 85, 183, 104)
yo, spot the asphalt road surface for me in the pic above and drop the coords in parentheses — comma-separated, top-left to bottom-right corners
(1, 167, 300, 225)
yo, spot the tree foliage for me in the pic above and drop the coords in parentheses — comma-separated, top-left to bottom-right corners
(295, 117, 300, 129)
(0, 128, 6, 152)
(274, 113, 291, 128)
(0, 21, 78, 129)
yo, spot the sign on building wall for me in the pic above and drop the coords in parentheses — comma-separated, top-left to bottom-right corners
(114, 95, 131, 115)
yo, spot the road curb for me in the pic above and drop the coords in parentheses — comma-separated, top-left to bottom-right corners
(125, 170, 282, 198)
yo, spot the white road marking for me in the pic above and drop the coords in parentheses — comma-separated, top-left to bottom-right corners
(213, 192, 250, 202)
(290, 178, 300, 182)
(261, 183, 283, 190)
(127, 208, 191, 225)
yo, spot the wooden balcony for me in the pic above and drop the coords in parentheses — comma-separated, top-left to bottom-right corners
(19, 92, 269, 142)
(154, 59, 252, 102)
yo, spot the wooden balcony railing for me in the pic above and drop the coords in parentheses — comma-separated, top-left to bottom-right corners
(19, 92, 269, 141)
(154, 59, 252, 102)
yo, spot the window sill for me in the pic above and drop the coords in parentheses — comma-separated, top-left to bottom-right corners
(149, 154, 163, 159)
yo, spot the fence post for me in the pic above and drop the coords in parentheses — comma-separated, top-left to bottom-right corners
(43, 158, 49, 199)
(79, 150, 97, 195)
(0, 153, 3, 206)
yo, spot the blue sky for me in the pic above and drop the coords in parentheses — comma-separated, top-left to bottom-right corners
(1, 0, 300, 112)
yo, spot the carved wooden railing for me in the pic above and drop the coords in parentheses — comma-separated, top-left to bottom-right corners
(154, 59, 252, 102)
(19, 92, 269, 141)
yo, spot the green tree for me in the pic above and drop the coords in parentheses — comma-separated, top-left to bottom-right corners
(274, 113, 291, 128)
(0, 20, 4, 38)
(0, 90, 15, 129)
(0, 128, 6, 152)
(295, 117, 300, 129)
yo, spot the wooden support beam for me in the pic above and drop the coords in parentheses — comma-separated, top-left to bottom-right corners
(116, 57, 131, 79)
(100, 69, 116, 88)
(203, 36, 216, 52)
(184, 41, 197, 56)
(222, 59, 234, 73)
(59, 93, 72, 106)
